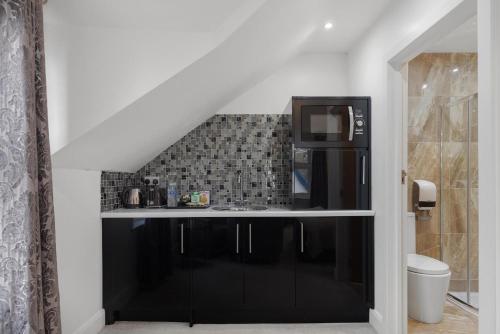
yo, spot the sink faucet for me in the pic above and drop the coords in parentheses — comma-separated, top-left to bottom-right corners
(237, 170, 245, 206)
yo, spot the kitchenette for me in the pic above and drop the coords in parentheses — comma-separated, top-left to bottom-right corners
(100, 97, 374, 326)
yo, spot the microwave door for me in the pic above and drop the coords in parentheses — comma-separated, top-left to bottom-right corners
(300, 105, 351, 144)
(292, 97, 370, 149)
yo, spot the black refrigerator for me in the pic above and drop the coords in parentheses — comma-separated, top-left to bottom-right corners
(292, 96, 371, 210)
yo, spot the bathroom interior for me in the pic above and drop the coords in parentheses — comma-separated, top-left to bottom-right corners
(406, 16, 478, 334)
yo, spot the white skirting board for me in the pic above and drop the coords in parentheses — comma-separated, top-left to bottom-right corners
(73, 309, 105, 334)
(369, 309, 383, 334)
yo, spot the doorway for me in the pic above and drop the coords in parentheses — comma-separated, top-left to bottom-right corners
(402, 15, 478, 334)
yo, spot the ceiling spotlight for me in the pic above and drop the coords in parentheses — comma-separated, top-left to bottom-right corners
(422, 83, 428, 90)
(324, 22, 334, 30)
(452, 67, 459, 73)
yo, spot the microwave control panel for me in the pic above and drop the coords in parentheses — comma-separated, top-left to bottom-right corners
(354, 109, 365, 135)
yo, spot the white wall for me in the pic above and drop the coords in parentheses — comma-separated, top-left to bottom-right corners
(44, 23, 215, 332)
(44, 22, 214, 152)
(217, 52, 348, 115)
(45, 24, 71, 152)
(44, 17, 213, 333)
(49, 0, 327, 172)
(52, 168, 103, 334)
(49, 0, 397, 173)
(347, 0, 467, 333)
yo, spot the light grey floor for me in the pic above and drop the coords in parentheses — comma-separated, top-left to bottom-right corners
(100, 322, 376, 334)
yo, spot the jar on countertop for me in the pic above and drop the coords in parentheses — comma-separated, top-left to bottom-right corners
(191, 192, 200, 204)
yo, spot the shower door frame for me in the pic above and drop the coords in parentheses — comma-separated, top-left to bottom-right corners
(441, 94, 478, 309)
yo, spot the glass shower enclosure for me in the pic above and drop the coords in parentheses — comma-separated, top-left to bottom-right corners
(440, 94, 478, 309)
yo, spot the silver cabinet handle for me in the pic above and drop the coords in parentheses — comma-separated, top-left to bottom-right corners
(362, 155, 366, 185)
(300, 222, 304, 253)
(236, 223, 239, 254)
(348, 106, 354, 141)
(180, 223, 184, 255)
(249, 224, 252, 254)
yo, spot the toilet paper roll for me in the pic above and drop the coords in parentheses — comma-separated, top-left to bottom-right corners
(413, 180, 436, 210)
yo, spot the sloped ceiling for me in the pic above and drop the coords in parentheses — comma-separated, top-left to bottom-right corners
(44, 0, 250, 31)
(52, 0, 392, 172)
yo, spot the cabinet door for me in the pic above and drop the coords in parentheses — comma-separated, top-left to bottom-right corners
(295, 217, 372, 322)
(191, 218, 244, 311)
(102, 218, 190, 323)
(243, 218, 295, 309)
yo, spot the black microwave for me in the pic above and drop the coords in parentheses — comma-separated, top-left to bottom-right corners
(292, 96, 370, 148)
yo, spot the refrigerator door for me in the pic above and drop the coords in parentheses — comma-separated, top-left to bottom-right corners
(293, 148, 370, 210)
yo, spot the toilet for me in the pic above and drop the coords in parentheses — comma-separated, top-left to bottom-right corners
(407, 212, 451, 324)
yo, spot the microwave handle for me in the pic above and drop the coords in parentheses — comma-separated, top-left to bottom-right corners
(348, 106, 354, 141)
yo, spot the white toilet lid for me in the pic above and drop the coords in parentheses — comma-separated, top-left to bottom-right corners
(407, 253, 449, 275)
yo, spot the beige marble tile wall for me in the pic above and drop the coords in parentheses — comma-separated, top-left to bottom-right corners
(407, 53, 478, 293)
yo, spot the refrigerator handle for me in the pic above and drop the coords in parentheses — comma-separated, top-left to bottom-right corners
(236, 223, 239, 254)
(249, 224, 252, 254)
(300, 222, 304, 253)
(180, 223, 184, 255)
(362, 155, 366, 185)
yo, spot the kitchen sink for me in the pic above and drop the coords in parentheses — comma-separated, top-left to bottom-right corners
(248, 205, 268, 211)
(211, 205, 268, 211)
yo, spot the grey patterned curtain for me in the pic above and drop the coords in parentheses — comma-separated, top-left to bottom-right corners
(0, 0, 62, 333)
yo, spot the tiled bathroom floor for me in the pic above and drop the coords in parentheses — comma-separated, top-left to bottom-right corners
(408, 300, 478, 334)
(100, 322, 376, 334)
(449, 291, 479, 309)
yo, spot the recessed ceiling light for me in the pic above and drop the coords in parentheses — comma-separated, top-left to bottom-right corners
(422, 83, 428, 90)
(324, 22, 334, 30)
(452, 67, 459, 73)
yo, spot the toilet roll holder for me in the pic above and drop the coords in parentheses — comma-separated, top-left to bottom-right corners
(412, 180, 437, 221)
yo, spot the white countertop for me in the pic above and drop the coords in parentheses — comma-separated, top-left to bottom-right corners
(101, 207, 375, 219)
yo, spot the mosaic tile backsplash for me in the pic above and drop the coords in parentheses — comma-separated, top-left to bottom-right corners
(101, 114, 292, 211)
(101, 171, 141, 212)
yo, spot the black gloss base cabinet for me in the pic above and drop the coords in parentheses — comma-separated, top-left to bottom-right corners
(102, 217, 374, 325)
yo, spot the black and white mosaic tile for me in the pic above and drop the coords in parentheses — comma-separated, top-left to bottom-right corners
(101, 171, 141, 211)
(101, 114, 292, 211)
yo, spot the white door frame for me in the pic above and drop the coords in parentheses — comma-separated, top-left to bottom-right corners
(477, 0, 500, 333)
(384, 1, 477, 333)
(400, 63, 409, 334)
